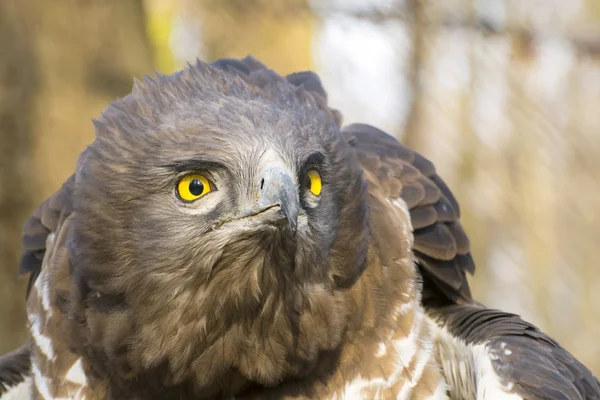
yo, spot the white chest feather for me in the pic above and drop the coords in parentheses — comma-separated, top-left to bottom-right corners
(332, 306, 449, 400)
(0, 377, 32, 400)
(427, 318, 523, 400)
(31, 357, 88, 400)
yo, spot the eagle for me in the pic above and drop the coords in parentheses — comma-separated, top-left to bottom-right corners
(0, 56, 598, 400)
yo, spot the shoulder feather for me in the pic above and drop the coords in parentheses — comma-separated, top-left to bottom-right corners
(342, 123, 474, 306)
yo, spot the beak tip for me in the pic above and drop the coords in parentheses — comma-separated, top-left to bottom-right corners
(258, 165, 299, 232)
(289, 219, 298, 233)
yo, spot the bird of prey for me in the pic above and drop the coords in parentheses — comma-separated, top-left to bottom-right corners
(1, 56, 599, 400)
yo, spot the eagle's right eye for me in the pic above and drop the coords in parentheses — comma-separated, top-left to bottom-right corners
(177, 174, 212, 202)
(303, 169, 322, 196)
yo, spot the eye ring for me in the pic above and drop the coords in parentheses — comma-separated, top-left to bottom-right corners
(177, 174, 212, 202)
(303, 169, 322, 196)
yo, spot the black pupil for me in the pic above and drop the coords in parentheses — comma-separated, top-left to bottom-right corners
(189, 179, 204, 196)
(303, 174, 312, 190)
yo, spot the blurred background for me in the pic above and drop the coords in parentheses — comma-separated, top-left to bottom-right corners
(1, 0, 599, 374)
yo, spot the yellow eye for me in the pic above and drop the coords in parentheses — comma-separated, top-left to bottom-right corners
(304, 169, 322, 196)
(177, 174, 211, 202)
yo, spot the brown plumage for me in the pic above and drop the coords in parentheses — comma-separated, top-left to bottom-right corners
(1, 56, 598, 400)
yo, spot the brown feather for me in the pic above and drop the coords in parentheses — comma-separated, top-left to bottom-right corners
(413, 224, 457, 261)
(410, 206, 437, 230)
(0, 343, 30, 395)
(343, 122, 475, 306)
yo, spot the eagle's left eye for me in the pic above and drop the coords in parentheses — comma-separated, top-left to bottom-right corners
(177, 174, 212, 202)
(303, 169, 322, 196)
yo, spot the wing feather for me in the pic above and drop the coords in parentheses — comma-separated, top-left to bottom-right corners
(432, 304, 600, 399)
(342, 122, 600, 399)
(410, 206, 437, 230)
(0, 173, 77, 393)
(342, 122, 474, 305)
(0, 344, 30, 395)
(20, 175, 75, 296)
(399, 182, 426, 208)
(413, 224, 457, 261)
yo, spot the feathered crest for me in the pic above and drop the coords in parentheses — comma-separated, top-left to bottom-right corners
(96, 56, 342, 134)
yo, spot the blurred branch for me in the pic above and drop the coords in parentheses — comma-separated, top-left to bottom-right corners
(402, 0, 426, 149)
(311, 4, 409, 22)
(201, 0, 312, 18)
(193, 1, 600, 57)
(311, 4, 600, 57)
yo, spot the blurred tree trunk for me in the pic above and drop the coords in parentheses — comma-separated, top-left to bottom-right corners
(0, 0, 153, 354)
(196, 0, 314, 74)
(0, 0, 39, 356)
(403, 0, 427, 150)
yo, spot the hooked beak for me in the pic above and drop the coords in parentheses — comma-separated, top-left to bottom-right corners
(256, 165, 299, 232)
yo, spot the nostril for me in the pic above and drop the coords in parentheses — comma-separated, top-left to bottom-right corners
(260, 178, 265, 190)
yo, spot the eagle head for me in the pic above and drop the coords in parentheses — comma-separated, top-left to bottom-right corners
(67, 58, 369, 396)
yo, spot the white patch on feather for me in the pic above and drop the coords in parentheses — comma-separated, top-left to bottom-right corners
(70, 386, 87, 400)
(387, 197, 413, 239)
(65, 358, 87, 386)
(334, 375, 385, 399)
(393, 298, 414, 319)
(32, 362, 56, 400)
(376, 341, 388, 357)
(0, 376, 32, 400)
(397, 311, 440, 399)
(427, 316, 523, 400)
(392, 307, 422, 368)
(336, 307, 444, 399)
(28, 312, 55, 361)
(473, 345, 522, 400)
(387, 197, 411, 221)
(377, 298, 417, 358)
(400, 280, 415, 301)
(38, 233, 56, 314)
(32, 359, 87, 400)
(425, 380, 450, 400)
